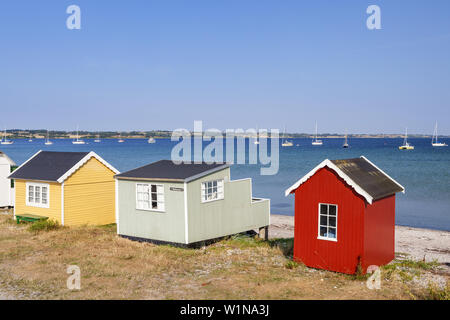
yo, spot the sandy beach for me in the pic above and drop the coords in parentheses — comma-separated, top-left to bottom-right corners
(269, 214, 450, 267)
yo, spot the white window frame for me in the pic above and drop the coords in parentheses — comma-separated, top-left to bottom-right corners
(26, 182, 50, 209)
(317, 203, 338, 242)
(135, 183, 165, 212)
(201, 179, 224, 203)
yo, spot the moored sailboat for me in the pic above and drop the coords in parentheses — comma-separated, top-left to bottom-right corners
(432, 122, 447, 147)
(312, 122, 323, 146)
(281, 126, 293, 147)
(72, 126, 86, 145)
(399, 128, 414, 150)
(1, 129, 13, 145)
(118, 133, 124, 143)
(343, 130, 349, 148)
(44, 130, 53, 145)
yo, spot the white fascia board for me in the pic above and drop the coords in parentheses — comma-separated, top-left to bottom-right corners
(184, 164, 230, 183)
(284, 159, 374, 204)
(57, 151, 120, 184)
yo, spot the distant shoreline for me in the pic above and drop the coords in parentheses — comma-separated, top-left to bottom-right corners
(2, 132, 447, 140)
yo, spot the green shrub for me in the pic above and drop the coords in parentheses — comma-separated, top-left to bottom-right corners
(28, 219, 60, 232)
(285, 260, 300, 270)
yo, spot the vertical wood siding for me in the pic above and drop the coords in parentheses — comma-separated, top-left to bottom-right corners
(64, 157, 116, 226)
(363, 195, 396, 269)
(293, 167, 365, 274)
(14, 180, 62, 223)
(187, 168, 270, 244)
(117, 179, 186, 243)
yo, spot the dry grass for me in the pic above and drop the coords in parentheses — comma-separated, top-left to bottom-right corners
(0, 213, 447, 300)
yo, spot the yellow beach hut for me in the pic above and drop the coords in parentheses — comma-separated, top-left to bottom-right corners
(8, 151, 119, 226)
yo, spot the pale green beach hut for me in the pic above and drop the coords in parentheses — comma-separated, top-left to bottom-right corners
(114, 160, 270, 246)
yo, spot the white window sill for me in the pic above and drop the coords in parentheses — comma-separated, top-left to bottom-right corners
(201, 197, 224, 204)
(317, 236, 337, 242)
(136, 208, 165, 213)
(26, 203, 50, 209)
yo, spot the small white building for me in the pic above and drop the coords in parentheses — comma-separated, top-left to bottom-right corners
(0, 151, 16, 207)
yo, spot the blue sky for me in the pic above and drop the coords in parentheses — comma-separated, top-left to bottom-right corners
(1, 1, 449, 134)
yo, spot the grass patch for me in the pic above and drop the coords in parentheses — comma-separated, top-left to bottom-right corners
(285, 260, 300, 270)
(384, 259, 440, 272)
(268, 238, 294, 257)
(28, 219, 61, 233)
(223, 233, 268, 249)
(425, 283, 450, 300)
(0, 214, 446, 300)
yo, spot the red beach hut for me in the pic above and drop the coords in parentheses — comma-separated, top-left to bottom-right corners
(285, 156, 405, 274)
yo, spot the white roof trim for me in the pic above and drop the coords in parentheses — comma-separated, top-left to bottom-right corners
(185, 164, 230, 183)
(57, 151, 120, 183)
(284, 159, 375, 204)
(7, 150, 42, 179)
(284, 156, 405, 204)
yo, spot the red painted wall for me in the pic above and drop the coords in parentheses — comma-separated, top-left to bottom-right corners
(293, 167, 366, 274)
(363, 195, 396, 270)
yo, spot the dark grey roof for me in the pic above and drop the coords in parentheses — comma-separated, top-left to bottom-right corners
(9, 151, 89, 182)
(330, 157, 404, 201)
(115, 160, 229, 181)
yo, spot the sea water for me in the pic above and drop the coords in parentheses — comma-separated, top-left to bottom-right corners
(3, 137, 449, 231)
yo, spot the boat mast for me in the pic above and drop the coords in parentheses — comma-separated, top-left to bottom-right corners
(433, 122, 438, 144)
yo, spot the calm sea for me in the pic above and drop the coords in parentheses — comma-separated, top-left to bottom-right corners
(2, 137, 449, 231)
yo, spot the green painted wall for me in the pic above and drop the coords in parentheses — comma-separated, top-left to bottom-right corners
(117, 168, 270, 245)
(117, 179, 186, 243)
(186, 168, 270, 243)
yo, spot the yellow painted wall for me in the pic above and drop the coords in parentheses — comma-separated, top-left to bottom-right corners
(63, 157, 116, 226)
(14, 180, 62, 223)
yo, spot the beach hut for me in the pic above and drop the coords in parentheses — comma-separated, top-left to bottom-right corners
(8, 151, 119, 226)
(115, 160, 270, 246)
(285, 156, 405, 274)
(0, 151, 16, 207)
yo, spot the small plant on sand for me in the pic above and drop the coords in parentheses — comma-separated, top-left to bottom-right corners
(28, 219, 60, 233)
(285, 260, 300, 270)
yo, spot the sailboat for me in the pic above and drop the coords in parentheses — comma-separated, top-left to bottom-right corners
(94, 134, 101, 143)
(72, 126, 86, 145)
(342, 130, 349, 148)
(431, 122, 447, 147)
(147, 137, 156, 144)
(44, 130, 53, 145)
(281, 126, 293, 147)
(118, 133, 124, 143)
(1, 129, 13, 145)
(399, 128, 414, 150)
(253, 126, 260, 145)
(28, 133, 33, 142)
(312, 122, 323, 146)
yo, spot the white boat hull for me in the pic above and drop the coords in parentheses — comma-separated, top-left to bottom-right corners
(432, 143, 448, 147)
